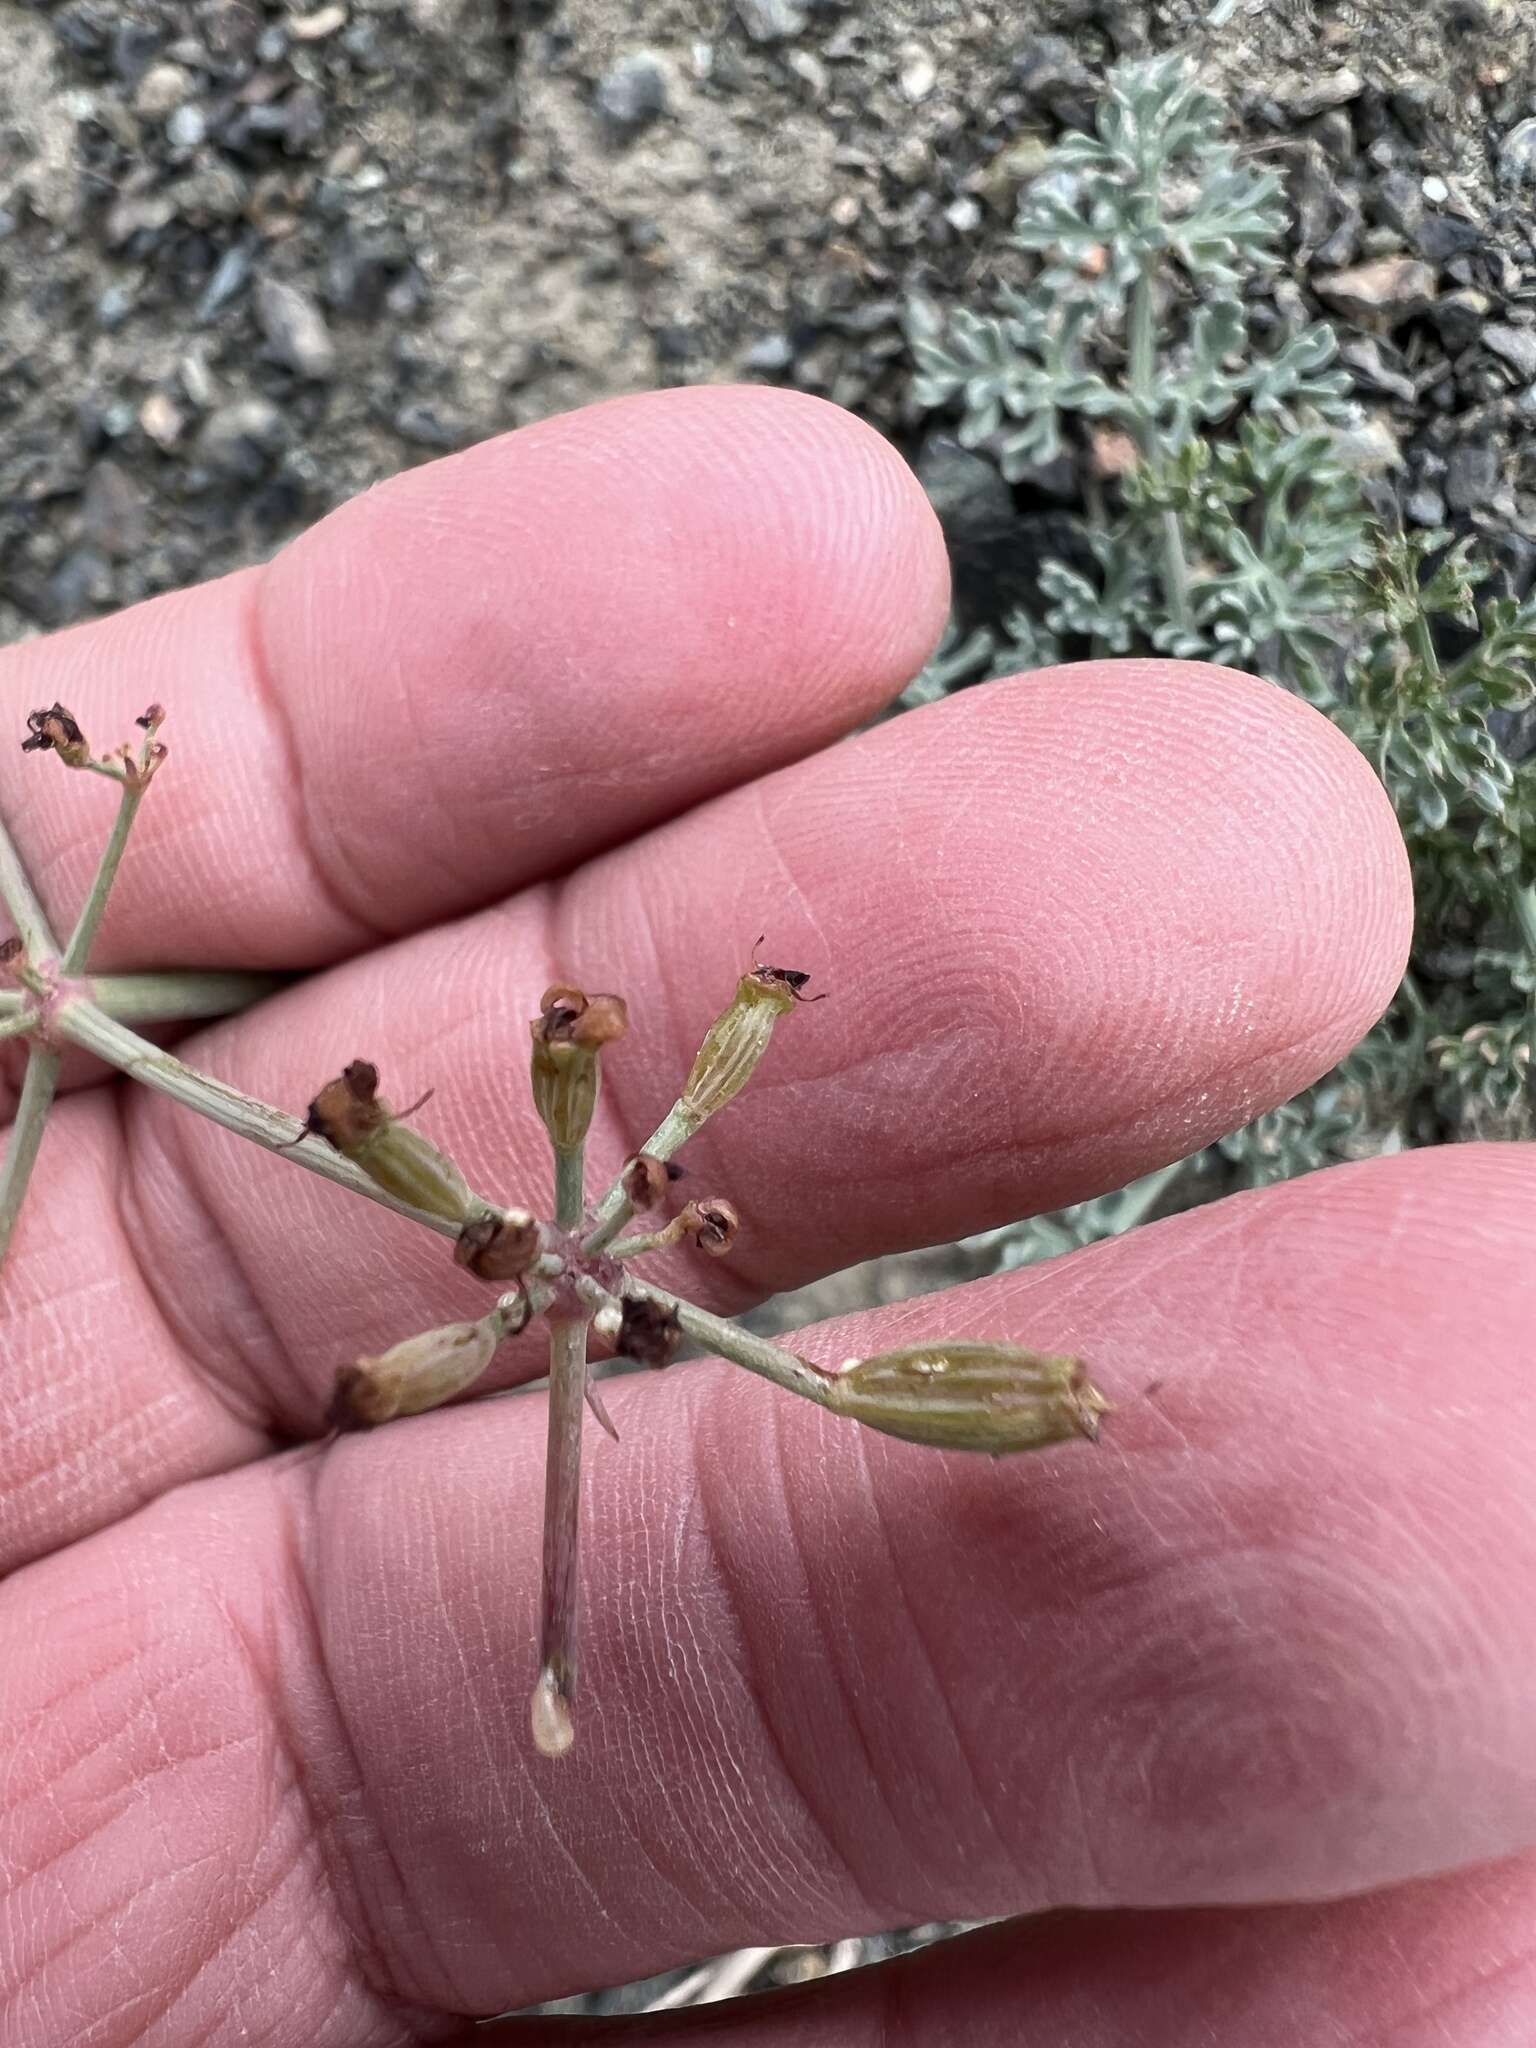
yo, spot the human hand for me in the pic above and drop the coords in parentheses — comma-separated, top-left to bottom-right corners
(3, 387, 1533, 2046)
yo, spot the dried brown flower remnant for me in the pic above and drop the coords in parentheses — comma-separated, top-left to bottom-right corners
(534, 986, 629, 1049)
(455, 1207, 541, 1281)
(681, 1197, 739, 1256)
(615, 1294, 683, 1369)
(824, 1344, 1110, 1455)
(303, 1060, 475, 1223)
(620, 1151, 684, 1210)
(330, 1311, 506, 1428)
(136, 705, 166, 733)
(22, 705, 90, 768)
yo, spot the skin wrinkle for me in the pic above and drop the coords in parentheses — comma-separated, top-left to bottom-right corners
(275, 1453, 464, 2022)
(109, 1084, 279, 1445)
(851, 1419, 1029, 1903)
(689, 1384, 872, 1933)
(239, 564, 385, 952)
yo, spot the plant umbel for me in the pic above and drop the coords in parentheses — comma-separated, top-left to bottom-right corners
(1, 703, 1108, 1759)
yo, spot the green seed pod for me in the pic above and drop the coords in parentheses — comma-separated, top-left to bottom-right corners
(681, 971, 799, 1120)
(330, 1311, 505, 1428)
(529, 987, 628, 1153)
(302, 1061, 474, 1224)
(824, 1343, 1109, 1456)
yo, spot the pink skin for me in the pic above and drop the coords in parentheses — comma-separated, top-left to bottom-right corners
(1, 387, 1532, 2047)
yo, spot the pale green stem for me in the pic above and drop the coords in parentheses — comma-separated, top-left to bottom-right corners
(583, 1100, 701, 1255)
(0, 1013, 33, 1041)
(1128, 259, 1194, 635)
(0, 972, 283, 1026)
(554, 1146, 585, 1234)
(0, 810, 57, 961)
(604, 1226, 681, 1260)
(53, 999, 500, 1240)
(0, 1046, 62, 1265)
(63, 781, 144, 974)
(1513, 883, 1536, 972)
(532, 1317, 590, 1757)
(617, 1273, 836, 1409)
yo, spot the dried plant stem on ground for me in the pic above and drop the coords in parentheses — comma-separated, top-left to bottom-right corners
(4, 700, 1109, 1757)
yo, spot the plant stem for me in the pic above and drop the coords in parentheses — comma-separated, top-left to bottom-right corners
(0, 1013, 34, 1041)
(618, 1274, 836, 1410)
(0, 972, 283, 1026)
(1128, 259, 1194, 634)
(1513, 881, 1536, 968)
(532, 1317, 589, 1758)
(1407, 607, 1442, 682)
(62, 781, 144, 974)
(53, 998, 500, 1239)
(0, 811, 57, 961)
(0, 1046, 62, 1264)
(554, 1145, 585, 1233)
(584, 1100, 701, 1255)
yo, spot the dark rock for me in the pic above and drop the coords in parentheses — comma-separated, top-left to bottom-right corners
(653, 324, 694, 365)
(112, 22, 165, 83)
(1371, 171, 1424, 238)
(1388, 79, 1438, 147)
(323, 234, 412, 319)
(916, 433, 1014, 541)
(195, 240, 254, 321)
(48, 548, 113, 622)
(1412, 214, 1483, 266)
(1314, 205, 1362, 270)
(1430, 287, 1491, 350)
(392, 402, 468, 449)
(595, 53, 670, 134)
(1340, 336, 1417, 402)
(1011, 36, 1097, 131)
(1483, 324, 1536, 382)
(1444, 443, 1501, 512)
(198, 397, 287, 478)
(1490, 528, 1536, 599)
(79, 458, 146, 558)
(255, 276, 336, 378)
(1307, 109, 1356, 164)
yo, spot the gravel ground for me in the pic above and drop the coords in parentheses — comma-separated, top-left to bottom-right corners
(5, 0, 1535, 650)
(6, 0, 1536, 2019)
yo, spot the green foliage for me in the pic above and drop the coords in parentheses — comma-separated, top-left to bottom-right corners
(901, 52, 1536, 1255)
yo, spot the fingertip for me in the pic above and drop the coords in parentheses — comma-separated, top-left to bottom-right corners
(256, 386, 951, 927)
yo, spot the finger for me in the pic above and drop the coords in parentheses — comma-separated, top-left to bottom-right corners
(0, 386, 946, 974)
(0, 659, 1409, 1568)
(4, 1146, 1531, 2035)
(0, 658, 1407, 1569)
(475, 1858, 1536, 2046)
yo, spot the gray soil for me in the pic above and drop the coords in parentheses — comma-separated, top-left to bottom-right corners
(4, 0, 1534, 645)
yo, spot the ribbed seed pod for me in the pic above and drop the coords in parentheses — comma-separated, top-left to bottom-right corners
(330, 1311, 505, 1428)
(303, 1061, 475, 1224)
(824, 1344, 1109, 1455)
(529, 987, 628, 1153)
(681, 971, 798, 1120)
